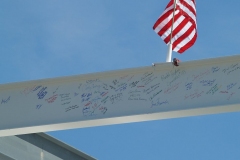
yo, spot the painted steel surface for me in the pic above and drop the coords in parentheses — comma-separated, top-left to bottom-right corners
(0, 55, 240, 136)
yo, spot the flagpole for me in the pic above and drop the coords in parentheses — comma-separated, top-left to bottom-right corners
(166, 0, 177, 62)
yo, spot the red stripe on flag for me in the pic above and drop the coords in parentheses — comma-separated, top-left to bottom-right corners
(166, 0, 174, 8)
(153, 0, 197, 54)
(163, 17, 189, 43)
(179, 0, 196, 16)
(153, 9, 174, 30)
(172, 25, 195, 52)
(177, 31, 197, 53)
(158, 12, 182, 36)
(180, 9, 197, 28)
(192, 0, 196, 5)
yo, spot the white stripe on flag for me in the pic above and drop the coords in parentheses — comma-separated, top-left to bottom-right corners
(171, 21, 192, 43)
(173, 28, 196, 52)
(162, 4, 174, 15)
(183, 0, 196, 13)
(161, 15, 185, 40)
(154, 10, 180, 34)
(153, 0, 197, 53)
(178, 3, 196, 23)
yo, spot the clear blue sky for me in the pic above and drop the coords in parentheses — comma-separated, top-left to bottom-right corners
(1, 1, 240, 159)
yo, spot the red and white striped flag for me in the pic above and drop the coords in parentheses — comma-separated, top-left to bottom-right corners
(153, 0, 197, 53)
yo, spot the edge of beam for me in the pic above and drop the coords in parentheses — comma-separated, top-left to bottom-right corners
(0, 104, 239, 137)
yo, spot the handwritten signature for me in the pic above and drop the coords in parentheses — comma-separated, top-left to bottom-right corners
(37, 87, 48, 99)
(1, 96, 10, 104)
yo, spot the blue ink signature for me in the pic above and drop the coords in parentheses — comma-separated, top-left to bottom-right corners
(37, 87, 48, 99)
(212, 67, 220, 73)
(200, 79, 216, 86)
(227, 83, 237, 90)
(151, 99, 169, 108)
(185, 82, 193, 90)
(36, 104, 42, 109)
(33, 85, 42, 92)
(1, 96, 10, 104)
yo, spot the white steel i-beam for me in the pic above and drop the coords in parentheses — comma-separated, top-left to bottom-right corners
(0, 55, 240, 137)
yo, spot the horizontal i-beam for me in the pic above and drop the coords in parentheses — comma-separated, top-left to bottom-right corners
(0, 55, 240, 136)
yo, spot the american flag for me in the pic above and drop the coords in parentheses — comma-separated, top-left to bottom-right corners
(153, 0, 197, 53)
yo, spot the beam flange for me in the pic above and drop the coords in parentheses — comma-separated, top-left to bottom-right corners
(0, 55, 240, 136)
